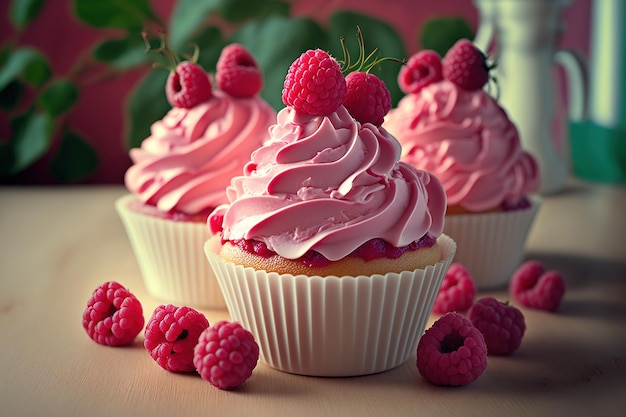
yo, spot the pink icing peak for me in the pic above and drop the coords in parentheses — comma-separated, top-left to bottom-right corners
(232, 234, 437, 268)
(124, 90, 275, 216)
(211, 104, 447, 261)
(384, 80, 539, 212)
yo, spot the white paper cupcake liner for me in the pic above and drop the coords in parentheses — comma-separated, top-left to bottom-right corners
(443, 196, 541, 290)
(115, 194, 226, 309)
(204, 234, 456, 377)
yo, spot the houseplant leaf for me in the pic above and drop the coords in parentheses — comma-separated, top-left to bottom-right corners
(0, 80, 24, 111)
(168, 0, 222, 52)
(37, 79, 79, 117)
(73, 0, 157, 30)
(420, 17, 474, 57)
(220, 0, 289, 23)
(188, 26, 224, 72)
(93, 36, 149, 69)
(9, 0, 44, 30)
(49, 130, 99, 182)
(230, 15, 328, 110)
(126, 68, 169, 149)
(5, 110, 53, 174)
(328, 11, 407, 106)
(0, 47, 51, 90)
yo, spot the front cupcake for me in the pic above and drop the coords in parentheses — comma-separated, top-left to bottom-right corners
(116, 43, 276, 308)
(205, 48, 455, 376)
(384, 40, 540, 290)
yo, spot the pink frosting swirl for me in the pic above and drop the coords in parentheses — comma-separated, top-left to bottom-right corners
(125, 90, 276, 215)
(384, 80, 539, 212)
(213, 105, 446, 261)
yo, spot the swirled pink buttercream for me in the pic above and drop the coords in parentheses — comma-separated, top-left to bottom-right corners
(212, 105, 446, 261)
(125, 90, 275, 215)
(384, 80, 539, 212)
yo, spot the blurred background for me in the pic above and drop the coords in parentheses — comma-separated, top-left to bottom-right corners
(0, 0, 594, 186)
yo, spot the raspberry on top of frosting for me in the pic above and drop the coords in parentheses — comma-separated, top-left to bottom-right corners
(211, 103, 446, 261)
(384, 79, 539, 212)
(125, 89, 276, 216)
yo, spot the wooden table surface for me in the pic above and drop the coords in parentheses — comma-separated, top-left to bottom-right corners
(1, 180, 625, 417)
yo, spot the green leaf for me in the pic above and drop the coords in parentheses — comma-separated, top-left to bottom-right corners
(230, 16, 328, 110)
(92, 35, 149, 69)
(188, 26, 225, 73)
(37, 79, 79, 117)
(169, 0, 221, 52)
(73, 0, 157, 30)
(10, 0, 44, 30)
(6, 110, 53, 174)
(328, 11, 407, 106)
(220, 0, 289, 23)
(0, 47, 51, 90)
(0, 80, 24, 111)
(126, 69, 170, 149)
(49, 130, 99, 182)
(0, 141, 14, 176)
(420, 17, 474, 57)
(22, 52, 52, 87)
(260, 1, 290, 18)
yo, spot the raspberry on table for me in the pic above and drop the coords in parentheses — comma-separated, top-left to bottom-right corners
(82, 281, 144, 347)
(144, 304, 210, 372)
(416, 312, 487, 386)
(343, 71, 391, 126)
(166, 61, 213, 108)
(398, 49, 443, 94)
(216, 43, 263, 98)
(282, 49, 346, 116)
(442, 38, 491, 91)
(193, 321, 259, 389)
(432, 262, 476, 314)
(468, 297, 526, 355)
(509, 260, 566, 312)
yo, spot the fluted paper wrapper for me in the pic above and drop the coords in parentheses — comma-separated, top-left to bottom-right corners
(115, 195, 225, 309)
(205, 234, 456, 377)
(444, 196, 541, 290)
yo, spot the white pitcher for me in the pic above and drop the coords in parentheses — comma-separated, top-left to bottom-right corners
(473, 0, 586, 194)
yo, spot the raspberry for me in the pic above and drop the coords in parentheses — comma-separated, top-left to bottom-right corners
(343, 71, 391, 126)
(166, 61, 212, 108)
(144, 304, 210, 372)
(193, 321, 259, 389)
(82, 281, 144, 347)
(432, 262, 476, 314)
(216, 43, 263, 98)
(416, 312, 487, 386)
(468, 297, 526, 355)
(398, 50, 443, 94)
(208, 212, 224, 235)
(282, 49, 346, 116)
(509, 261, 566, 312)
(442, 38, 491, 91)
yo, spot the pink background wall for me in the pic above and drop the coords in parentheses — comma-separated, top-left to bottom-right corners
(0, 0, 592, 184)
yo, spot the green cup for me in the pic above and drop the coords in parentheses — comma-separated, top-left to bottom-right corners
(570, 121, 626, 183)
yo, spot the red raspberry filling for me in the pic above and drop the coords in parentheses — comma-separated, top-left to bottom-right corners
(501, 197, 532, 212)
(129, 199, 214, 223)
(229, 234, 437, 268)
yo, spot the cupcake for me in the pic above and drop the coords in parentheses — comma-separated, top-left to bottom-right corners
(116, 43, 276, 308)
(205, 48, 455, 376)
(384, 40, 540, 290)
